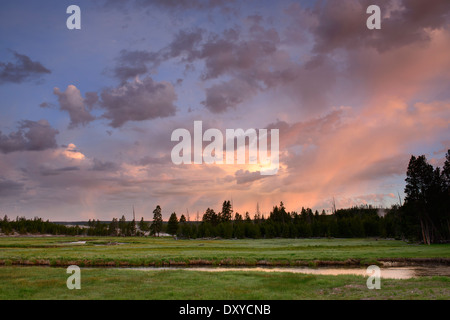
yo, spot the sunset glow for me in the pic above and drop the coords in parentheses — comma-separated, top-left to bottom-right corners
(0, 0, 449, 221)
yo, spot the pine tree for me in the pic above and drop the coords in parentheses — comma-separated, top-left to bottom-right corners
(404, 155, 436, 244)
(130, 219, 136, 236)
(150, 205, 163, 237)
(179, 214, 191, 238)
(119, 215, 127, 236)
(139, 217, 148, 233)
(167, 212, 179, 236)
(219, 200, 233, 222)
(441, 150, 450, 239)
(109, 218, 118, 236)
(202, 208, 218, 226)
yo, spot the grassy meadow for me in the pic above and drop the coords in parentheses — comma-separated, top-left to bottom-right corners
(0, 237, 449, 267)
(0, 266, 449, 300)
(0, 237, 449, 300)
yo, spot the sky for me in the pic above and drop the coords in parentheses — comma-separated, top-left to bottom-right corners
(0, 0, 449, 221)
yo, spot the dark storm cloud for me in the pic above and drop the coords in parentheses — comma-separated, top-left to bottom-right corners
(372, 0, 450, 51)
(110, 21, 287, 113)
(0, 51, 51, 84)
(110, 20, 311, 113)
(199, 27, 279, 81)
(105, 0, 450, 118)
(100, 77, 177, 128)
(0, 120, 59, 154)
(168, 24, 286, 113)
(309, 0, 450, 53)
(157, 19, 335, 113)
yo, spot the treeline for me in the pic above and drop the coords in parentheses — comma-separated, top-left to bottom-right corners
(1, 151, 448, 244)
(152, 150, 450, 243)
(401, 150, 450, 244)
(0, 201, 445, 243)
(0, 216, 82, 235)
(163, 202, 399, 240)
(0, 204, 394, 239)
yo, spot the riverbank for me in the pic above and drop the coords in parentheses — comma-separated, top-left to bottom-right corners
(1, 257, 450, 268)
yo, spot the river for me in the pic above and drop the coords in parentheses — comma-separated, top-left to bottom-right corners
(124, 264, 450, 279)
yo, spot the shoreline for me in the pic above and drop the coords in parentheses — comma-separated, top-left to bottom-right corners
(1, 257, 449, 268)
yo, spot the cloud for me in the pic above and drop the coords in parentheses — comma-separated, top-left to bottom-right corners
(100, 77, 177, 128)
(202, 78, 257, 113)
(53, 85, 97, 129)
(182, 25, 286, 112)
(235, 169, 269, 185)
(2, 0, 450, 220)
(164, 28, 204, 62)
(113, 50, 159, 82)
(106, 1, 450, 118)
(39, 102, 54, 108)
(111, 23, 288, 113)
(336, 193, 398, 208)
(308, 0, 450, 54)
(60, 143, 85, 160)
(40, 166, 80, 177)
(0, 120, 59, 154)
(199, 26, 279, 81)
(156, 19, 336, 114)
(53, 79, 178, 129)
(136, 155, 171, 166)
(103, 0, 238, 20)
(111, 29, 203, 82)
(352, 154, 411, 181)
(108, 16, 337, 115)
(279, 99, 450, 203)
(266, 108, 347, 150)
(137, 0, 235, 11)
(0, 178, 24, 197)
(0, 51, 51, 84)
(91, 158, 119, 172)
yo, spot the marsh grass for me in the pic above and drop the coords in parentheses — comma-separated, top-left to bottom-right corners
(0, 237, 449, 267)
(0, 267, 449, 300)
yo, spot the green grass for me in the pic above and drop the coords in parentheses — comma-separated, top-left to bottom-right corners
(0, 237, 449, 266)
(0, 237, 448, 300)
(0, 266, 448, 300)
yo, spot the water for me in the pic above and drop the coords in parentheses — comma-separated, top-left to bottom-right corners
(125, 265, 450, 279)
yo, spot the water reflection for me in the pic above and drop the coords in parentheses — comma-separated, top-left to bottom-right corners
(128, 265, 450, 279)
